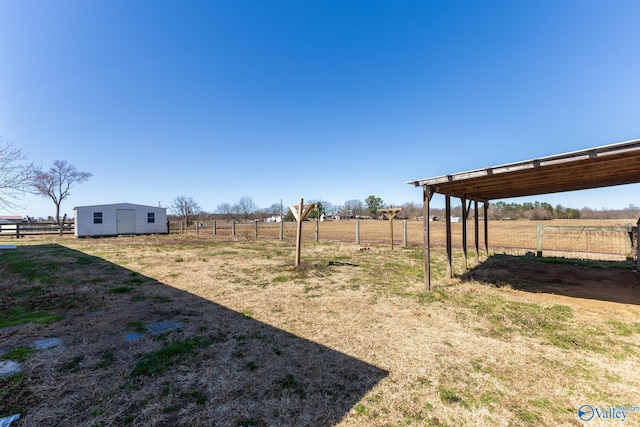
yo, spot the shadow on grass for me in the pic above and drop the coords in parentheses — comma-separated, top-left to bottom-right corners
(460, 254, 640, 306)
(0, 244, 388, 426)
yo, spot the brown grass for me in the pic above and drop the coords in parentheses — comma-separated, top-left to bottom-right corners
(1, 223, 640, 426)
(182, 218, 635, 259)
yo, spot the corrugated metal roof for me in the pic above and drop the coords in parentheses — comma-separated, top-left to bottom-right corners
(408, 138, 640, 201)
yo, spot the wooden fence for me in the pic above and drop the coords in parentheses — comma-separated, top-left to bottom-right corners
(0, 222, 75, 237)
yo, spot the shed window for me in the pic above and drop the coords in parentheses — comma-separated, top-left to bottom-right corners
(93, 212, 103, 224)
(147, 212, 155, 223)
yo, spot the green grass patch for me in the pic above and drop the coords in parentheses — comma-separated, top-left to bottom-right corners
(11, 285, 48, 299)
(0, 305, 64, 328)
(606, 320, 639, 336)
(127, 321, 147, 334)
(275, 374, 306, 399)
(0, 346, 37, 362)
(108, 286, 132, 294)
(93, 351, 115, 370)
(458, 293, 612, 352)
(0, 373, 29, 417)
(131, 336, 213, 376)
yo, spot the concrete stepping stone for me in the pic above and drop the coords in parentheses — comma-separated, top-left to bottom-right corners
(0, 360, 21, 377)
(32, 337, 63, 350)
(125, 333, 145, 342)
(147, 320, 183, 335)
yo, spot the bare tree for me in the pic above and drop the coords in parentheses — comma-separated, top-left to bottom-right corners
(234, 196, 258, 222)
(0, 140, 34, 210)
(33, 160, 91, 233)
(343, 199, 365, 219)
(216, 202, 235, 221)
(171, 195, 201, 226)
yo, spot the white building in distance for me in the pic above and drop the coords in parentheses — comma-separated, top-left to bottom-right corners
(74, 203, 167, 237)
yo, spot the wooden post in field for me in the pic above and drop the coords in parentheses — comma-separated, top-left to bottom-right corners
(355, 219, 360, 245)
(213, 220, 217, 235)
(289, 198, 317, 266)
(379, 207, 403, 250)
(231, 220, 235, 236)
(279, 220, 284, 240)
(254, 220, 258, 240)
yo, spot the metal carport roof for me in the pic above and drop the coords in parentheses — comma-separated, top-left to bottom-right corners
(408, 138, 640, 201)
(408, 138, 640, 290)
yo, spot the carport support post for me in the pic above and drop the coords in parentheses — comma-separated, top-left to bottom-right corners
(423, 187, 433, 290)
(474, 201, 480, 264)
(484, 202, 489, 255)
(445, 194, 453, 278)
(279, 220, 284, 240)
(461, 196, 468, 271)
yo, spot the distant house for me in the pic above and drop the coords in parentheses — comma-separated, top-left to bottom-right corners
(0, 216, 23, 224)
(74, 203, 167, 237)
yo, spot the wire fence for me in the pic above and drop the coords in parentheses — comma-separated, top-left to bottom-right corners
(168, 218, 637, 261)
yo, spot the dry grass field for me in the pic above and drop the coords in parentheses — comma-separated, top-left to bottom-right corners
(184, 218, 636, 260)
(1, 220, 640, 426)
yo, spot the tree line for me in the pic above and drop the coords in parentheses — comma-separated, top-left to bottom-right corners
(429, 201, 640, 221)
(170, 190, 640, 226)
(169, 194, 425, 225)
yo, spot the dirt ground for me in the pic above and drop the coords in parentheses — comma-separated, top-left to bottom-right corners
(462, 255, 640, 319)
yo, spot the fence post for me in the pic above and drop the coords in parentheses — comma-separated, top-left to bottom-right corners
(403, 219, 407, 247)
(279, 220, 284, 240)
(355, 219, 360, 245)
(166, 220, 170, 234)
(231, 221, 235, 236)
(255, 220, 258, 240)
(536, 222, 543, 257)
(213, 220, 217, 235)
(196, 222, 199, 235)
(16, 224, 20, 239)
(315, 218, 319, 242)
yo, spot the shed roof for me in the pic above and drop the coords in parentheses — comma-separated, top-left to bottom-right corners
(408, 138, 640, 201)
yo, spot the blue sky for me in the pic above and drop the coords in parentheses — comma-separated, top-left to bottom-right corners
(2, 0, 640, 218)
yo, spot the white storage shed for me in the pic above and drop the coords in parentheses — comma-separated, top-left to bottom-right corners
(74, 203, 168, 237)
